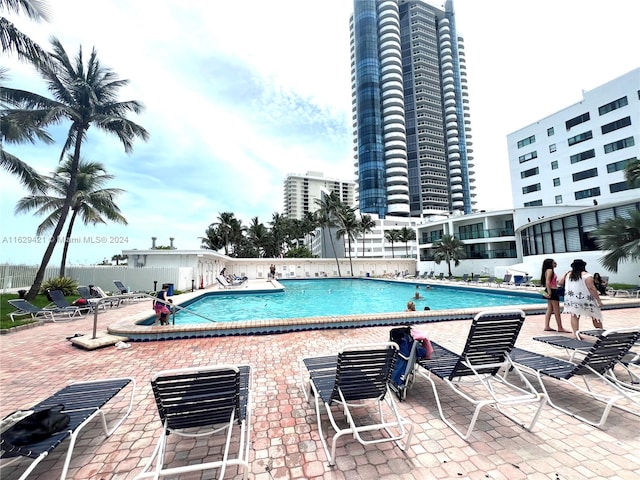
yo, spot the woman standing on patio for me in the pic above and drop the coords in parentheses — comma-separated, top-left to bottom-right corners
(540, 259, 569, 332)
(559, 259, 604, 337)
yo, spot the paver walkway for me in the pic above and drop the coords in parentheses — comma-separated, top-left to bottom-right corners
(1, 301, 639, 479)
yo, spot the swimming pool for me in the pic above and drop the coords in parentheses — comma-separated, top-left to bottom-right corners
(169, 279, 543, 325)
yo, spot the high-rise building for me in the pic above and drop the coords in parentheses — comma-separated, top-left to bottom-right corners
(283, 171, 356, 220)
(350, 0, 475, 219)
(507, 67, 640, 208)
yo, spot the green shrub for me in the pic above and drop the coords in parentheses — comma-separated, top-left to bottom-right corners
(40, 277, 79, 296)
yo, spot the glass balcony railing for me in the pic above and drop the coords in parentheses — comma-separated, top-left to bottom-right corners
(457, 228, 514, 240)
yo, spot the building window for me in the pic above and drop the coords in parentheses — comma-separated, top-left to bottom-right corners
(518, 151, 538, 163)
(570, 149, 596, 164)
(610, 181, 633, 193)
(551, 160, 559, 170)
(549, 143, 556, 153)
(524, 200, 543, 207)
(517, 135, 536, 148)
(574, 187, 601, 200)
(598, 96, 628, 115)
(555, 195, 563, 204)
(547, 127, 554, 136)
(553, 178, 560, 186)
(565, 112, 590, 130)
(567, 130, 593, 146)
(607, 157, 634, 173)
(521, 167, 539, 179)
(572, 168, 598, 182)
(604, 136, 635, 154)
(522, 183, 541, 194)
(601, 116, 632, 135)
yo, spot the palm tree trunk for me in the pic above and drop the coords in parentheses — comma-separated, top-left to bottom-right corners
(26, 139, 82, 300)
(328, 229, 341, 276)
(347, 238, 354, 277)
(59, 210, 78, 277)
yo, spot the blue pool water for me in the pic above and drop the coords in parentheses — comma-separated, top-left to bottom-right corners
(171, 279, 542, 325)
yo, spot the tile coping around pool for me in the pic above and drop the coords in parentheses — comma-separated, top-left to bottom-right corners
(106, 278, 640, 341)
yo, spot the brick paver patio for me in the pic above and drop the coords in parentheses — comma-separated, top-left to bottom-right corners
(1, 296, 638, 479)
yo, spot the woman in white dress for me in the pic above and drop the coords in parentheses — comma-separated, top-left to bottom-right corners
(559, 259, 604, 337)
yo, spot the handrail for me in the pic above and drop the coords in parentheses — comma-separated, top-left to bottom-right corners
(91, 292, 216, 339)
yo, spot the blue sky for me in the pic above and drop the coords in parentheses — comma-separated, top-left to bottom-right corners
(1, 0, 639, 265)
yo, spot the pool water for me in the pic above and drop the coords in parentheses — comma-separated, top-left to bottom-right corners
(172, 279, 542, 324)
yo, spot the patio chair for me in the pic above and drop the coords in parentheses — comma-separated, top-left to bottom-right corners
(46, 289, 86, 317)
(76, 286, 104, 311)
(0, 377, 135, 480)
(134, 365, 252, 480)
(7, 299, 55, 323)
(416, 309, 546, 440)
(498, 273, 512, 287)
(299, 343, 414, 466)
(532, 333, 640, 393)
(113, 281, 148, 302)
(510, 327, 640, 427)
(458, 274, 469, 283)
(483, 276, 498, 286)
(216, 275, 246, 289)
(470, 274, 481, 284)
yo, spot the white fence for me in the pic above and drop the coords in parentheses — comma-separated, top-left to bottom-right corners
(0, 264, 191, 294)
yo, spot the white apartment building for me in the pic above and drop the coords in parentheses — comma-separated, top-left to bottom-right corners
(310, 214, 419, 260)
(508, 67, 639, 208)
(283, 171, 355, 220)
(416, 69, 639, 283)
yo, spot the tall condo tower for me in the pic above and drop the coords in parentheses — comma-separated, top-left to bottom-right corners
(350, 0, 475, 218)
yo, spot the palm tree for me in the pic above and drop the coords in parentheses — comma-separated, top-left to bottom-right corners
(384, 229, 401, 259)
(594, 209, 640, 273)
(432, 234, 466, 277)
(1, 0, 50, 61)
(315, 191, 342, 276)
(15, 157, 128, 276)
(1, 0, 52, 192)
(199, 224, 224, 251)
(247, 216, 268, 258)
(4, 38, 149, 299)
(624, 157, 640, 188)
(335, 205, 359, 276)
(357, 214, 376, 258)
(399, 226, 416, 258)
(111, 254, 127, 265)
(301, 211, 317, 251)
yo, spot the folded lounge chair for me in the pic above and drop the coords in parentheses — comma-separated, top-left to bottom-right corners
(216, 275, 246, 289)
(7, 299, 55, 323)
(299, 343, 414, 466)
(0, 377, 135, 480)
(416, 309, 546, 440)
(510, 327, 640, 427)
(134, 365, 252, 480)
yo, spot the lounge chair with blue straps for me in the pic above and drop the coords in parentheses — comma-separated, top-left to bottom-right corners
(0, 377, 135, 480)
(416, 309, 546, 440)
(134, 365, 252, 480)
(510, 327, 640, 427)
(299, 343, 414, 466)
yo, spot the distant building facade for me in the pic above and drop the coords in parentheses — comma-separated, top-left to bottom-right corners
(350, 0, 475, 218)
(508, 67, 639, 208)
(283, 171, 355, 220)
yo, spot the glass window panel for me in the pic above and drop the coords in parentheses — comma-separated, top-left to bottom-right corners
(565, 228, 581, 251)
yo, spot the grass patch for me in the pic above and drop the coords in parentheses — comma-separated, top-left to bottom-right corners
(0, 293, 78, 330)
